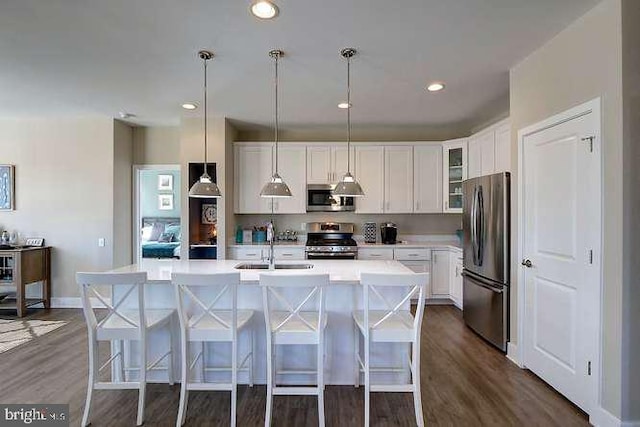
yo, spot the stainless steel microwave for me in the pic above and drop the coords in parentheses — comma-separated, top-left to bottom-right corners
(306, 184, 355, 212)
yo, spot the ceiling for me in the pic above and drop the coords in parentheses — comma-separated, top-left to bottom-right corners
(0, 0, 599, 133)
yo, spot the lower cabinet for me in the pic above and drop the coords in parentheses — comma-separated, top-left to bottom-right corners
(450, 253, 463, 309)
(358, 247, 394, 260)
(273, 247, 305, 260)
(230, 247, 263, 260)
(229, 246, 306, 261)
(430, 250, 451, 298)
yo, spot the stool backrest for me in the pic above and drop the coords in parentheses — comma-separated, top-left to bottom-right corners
(172, 272, 241, 333)
(260, 273, 330, 334)
(360, 272, 428, 336)
(76, 272, 148, 336)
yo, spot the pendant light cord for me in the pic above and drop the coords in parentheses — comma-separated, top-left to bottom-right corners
(346, 54, 351, 173)
(274, 53, 279, 174)
(203, 56, 209, 176)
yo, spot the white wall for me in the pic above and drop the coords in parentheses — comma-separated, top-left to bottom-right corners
(510, 0, 623, 418)
(0, 117, 118, 299)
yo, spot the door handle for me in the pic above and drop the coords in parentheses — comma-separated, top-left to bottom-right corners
(521, 259, 532, 268)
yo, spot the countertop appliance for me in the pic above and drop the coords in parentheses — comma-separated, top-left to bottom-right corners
(305, 222, 357, 260)
(462, 172, 510, 352)
(380, 222, 398, 244)
(306, 184, 355, 212)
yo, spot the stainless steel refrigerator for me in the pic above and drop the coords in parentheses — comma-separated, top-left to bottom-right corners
(462, 172, 510, 351)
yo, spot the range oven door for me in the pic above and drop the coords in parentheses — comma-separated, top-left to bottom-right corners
(306, 252, 357, 260)
(462, 270, 509, 352)
(306, 184, 355, 212)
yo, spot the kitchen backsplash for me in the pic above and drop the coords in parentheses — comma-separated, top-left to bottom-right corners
(235, 213, 462, 235)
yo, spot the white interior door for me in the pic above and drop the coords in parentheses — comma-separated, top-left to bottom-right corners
(522, 110, 600, 413)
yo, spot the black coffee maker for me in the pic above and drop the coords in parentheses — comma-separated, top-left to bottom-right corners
(380, 222, 398, 244)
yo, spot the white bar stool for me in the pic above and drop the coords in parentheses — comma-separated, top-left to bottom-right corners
(260, 272, 330, 427)
(172, 272, 254, 427)
(353, 272, 428, 427)
(77, 271, 176, 427)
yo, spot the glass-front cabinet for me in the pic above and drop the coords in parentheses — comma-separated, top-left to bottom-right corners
(442, 138, 468, 213)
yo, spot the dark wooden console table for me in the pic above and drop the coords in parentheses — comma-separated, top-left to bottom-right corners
(0, 246, 51, 317)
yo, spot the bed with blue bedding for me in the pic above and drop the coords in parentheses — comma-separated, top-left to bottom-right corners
(141, 217, 181, 259)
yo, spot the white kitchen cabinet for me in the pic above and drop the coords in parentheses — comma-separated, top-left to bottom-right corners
(273, 144, 306, 213)
(467, 119, 511, 179)
(234, 143, 274, 214)
(384, 146, 414, 213)
(354, 145, 385, 213)
(414, 145, 442, 213)
(394, 248, 430, 261)
(358, 247, 394, 260)
(450, 252, 464, 309)
(307, 143, 351, 184)
(442, 139, 467, 213)
(494, 122, 511, 173)
(430, 249, 451, 298)
(230, 247, 264, 260)
(273, 247, 305, 260)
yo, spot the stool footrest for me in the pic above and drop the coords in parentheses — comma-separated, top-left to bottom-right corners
(272, 387, 320, 396)
(187, 383, 233, 391)
(370, 384, 414, 393)
(95, 382, 140, 390)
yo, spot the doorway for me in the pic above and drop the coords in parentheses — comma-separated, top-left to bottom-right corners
(517, 99, 602, 415)
(133, 165, 181, 263)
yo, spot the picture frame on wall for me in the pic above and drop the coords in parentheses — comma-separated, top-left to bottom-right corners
(158, 174, 173, 191)
(201, 204, 217, 224)
(0, 165, 15, 211)
(158, 194, 174, 210)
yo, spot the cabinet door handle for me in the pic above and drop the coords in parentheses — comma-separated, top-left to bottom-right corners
(370, 254, 382, 257)
(282, 253, 293, 257)
(408, 253, 419, 257)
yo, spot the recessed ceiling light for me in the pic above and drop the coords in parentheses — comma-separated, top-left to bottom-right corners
(250, 1, 279, 19)
(182, 103, 198, 110)
(338, 102, 351, 109)
(427, 82, 445, 92)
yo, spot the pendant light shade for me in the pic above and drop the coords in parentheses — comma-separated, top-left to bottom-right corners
(260, 49, 292, 198)
(189, 50, 222, 199)
(333, 47, 364, 197)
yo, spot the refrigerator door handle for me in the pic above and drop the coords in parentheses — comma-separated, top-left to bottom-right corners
(471, 186, 478, 265)
(462, 271, 504, 293)
(477, 185, 485, 266)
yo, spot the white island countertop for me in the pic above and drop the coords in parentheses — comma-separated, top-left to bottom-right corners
(110, 258, 413, 284)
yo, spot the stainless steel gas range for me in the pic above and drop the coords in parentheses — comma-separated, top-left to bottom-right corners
(305, 222, 358, 260)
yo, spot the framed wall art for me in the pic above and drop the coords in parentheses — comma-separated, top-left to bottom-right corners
(0, 165, 15, 211)
(158, 174, 173, 191)
(158, 194, 174, 210)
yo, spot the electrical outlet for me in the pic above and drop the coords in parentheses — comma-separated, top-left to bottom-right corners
(98, 238, 105, 247)
(301, 222, 306, 231)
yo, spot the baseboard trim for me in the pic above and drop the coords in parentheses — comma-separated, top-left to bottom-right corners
(51, 297, 110, 309)
(506, 342, 521, 367)
(591, 406, 623, 427)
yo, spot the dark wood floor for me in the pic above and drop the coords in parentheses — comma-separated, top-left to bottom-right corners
(0, 306, 588, 426)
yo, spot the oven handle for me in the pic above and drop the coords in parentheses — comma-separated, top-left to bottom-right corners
(306, 252, 358, 258)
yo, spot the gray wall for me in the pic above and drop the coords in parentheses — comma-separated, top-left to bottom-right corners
(140, 170, 181, 218)
(510, 0, 623, 418)
(236, 213, 461, 237)
(621, 0, 640, 421)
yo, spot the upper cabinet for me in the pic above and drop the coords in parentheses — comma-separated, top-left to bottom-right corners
(274, 144, 307, 213)
(354, 145, 385, 213)
(442, 138, 467, 213)
(234, 143, 274, 214)
(467, 118, 511, 179)
(384, 146, 414, 213)
(413, 144, 442, 213)
(307, 144, 350, 184)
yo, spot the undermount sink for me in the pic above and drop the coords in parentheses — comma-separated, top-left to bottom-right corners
(234, 263, 314, 270)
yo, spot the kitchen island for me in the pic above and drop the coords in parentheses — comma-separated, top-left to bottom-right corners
(109, 259, 424, 385)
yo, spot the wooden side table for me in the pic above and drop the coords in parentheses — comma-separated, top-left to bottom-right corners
(0, 246, 51, 317)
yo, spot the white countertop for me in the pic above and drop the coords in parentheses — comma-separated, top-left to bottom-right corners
(110, 258, 414, 284)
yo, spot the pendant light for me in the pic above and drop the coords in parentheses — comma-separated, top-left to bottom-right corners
(260, 49, 292, 198)
(189, 50, 222, 198)
(333, 47, 364, 197)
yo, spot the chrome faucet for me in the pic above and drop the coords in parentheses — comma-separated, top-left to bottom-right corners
(266, 221, 275, 269)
